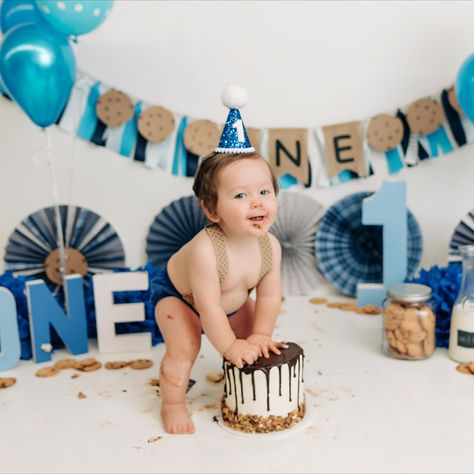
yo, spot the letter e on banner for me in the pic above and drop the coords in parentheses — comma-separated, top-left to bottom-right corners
(322, 121, 367, 180)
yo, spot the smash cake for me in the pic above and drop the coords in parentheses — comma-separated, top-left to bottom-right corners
(221, 342, 305, 433)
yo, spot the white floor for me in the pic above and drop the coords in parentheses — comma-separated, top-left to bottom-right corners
(1, 289, 473, 474)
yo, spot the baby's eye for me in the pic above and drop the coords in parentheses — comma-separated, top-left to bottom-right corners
(234, 192, 247, 199)
(260, 189, 271, 196)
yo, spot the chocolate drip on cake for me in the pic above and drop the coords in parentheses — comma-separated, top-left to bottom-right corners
(222, 342, 306, 433)
(278, 365, 282, 397)
(224, 342, 304, 415)
(251, 371, 256, 401)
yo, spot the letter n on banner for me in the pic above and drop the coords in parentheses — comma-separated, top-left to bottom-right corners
(321, 121, 367, 180)
(268, 129, 310, 186)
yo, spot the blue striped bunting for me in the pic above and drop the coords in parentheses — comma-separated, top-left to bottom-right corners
(172, 116, 188, 176)
(426, 126, 454, 157)
(120, 101, 142, 158)
(77, 82, 101, 142)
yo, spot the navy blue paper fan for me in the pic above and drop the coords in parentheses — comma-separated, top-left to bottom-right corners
(146, 195, 208, 269)
(448, 208, 474, 262)
(4, 205, 126, 294)
(315, 192, 423, 296)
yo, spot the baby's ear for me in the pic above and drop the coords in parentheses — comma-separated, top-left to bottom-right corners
(200, 200, 221, 223)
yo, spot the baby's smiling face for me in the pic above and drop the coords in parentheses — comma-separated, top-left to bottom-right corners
(209, 158, 278, 238)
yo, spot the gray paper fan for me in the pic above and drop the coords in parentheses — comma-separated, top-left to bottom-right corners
(146, 195, 208, 268)
(270, 192, 326, 295)
(449, 208, 474, 262)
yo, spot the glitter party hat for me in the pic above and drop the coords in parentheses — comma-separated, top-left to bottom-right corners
(215, 85, 255, 153)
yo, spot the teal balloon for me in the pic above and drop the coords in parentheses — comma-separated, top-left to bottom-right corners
(456, 53, 474, 123)
(36, 0, 114, 36)
(0, 22, 76, 128)
(1, 0, 43, 34)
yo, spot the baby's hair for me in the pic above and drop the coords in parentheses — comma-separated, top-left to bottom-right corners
(192, 152, 279, 215)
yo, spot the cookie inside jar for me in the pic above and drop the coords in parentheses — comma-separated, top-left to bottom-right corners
(383, 283, 436, 360)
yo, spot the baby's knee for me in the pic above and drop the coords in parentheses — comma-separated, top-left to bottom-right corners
(160, 353, 195, 388)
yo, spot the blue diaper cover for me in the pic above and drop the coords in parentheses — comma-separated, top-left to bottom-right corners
(150, 267, 237, 318)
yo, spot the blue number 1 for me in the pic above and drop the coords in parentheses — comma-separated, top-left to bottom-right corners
(356, 181, 408, 307)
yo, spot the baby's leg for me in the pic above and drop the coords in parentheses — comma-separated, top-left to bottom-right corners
(155, 296, 201, 434)
(228, 297, 256, 339)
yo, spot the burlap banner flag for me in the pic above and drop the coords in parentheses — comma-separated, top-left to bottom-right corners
(268, 128, 310, 186)
(321, 121, 367, 180)
(247, 128, 262, 155)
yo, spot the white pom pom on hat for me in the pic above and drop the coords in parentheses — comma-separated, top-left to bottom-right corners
(221, 85, 248, 110)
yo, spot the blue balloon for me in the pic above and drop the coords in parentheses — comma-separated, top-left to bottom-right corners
(456, 53, 474, 123)
(36, 0, 114, 36)
(0, 22, 76, 128)
(0, 0, 43, 34)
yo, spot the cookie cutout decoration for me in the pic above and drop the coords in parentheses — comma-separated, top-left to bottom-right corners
(406, 98, 444, 135)
(447, 86, 462, 114)
(96, 89, 134, 128)
(367, 113, 404, 152)
(44, 247, 88, 286)
(183, 119, 220, 157)
(138, 106, 175, 142)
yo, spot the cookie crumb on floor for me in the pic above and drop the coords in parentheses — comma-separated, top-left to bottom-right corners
(206, 371, 224, 383)
(456, 361, 474, 374)
(309, 297, 327, 305)
(78, 391, 87, 399)
(130, 359, 153, 370)
(0, 377, 16, 389)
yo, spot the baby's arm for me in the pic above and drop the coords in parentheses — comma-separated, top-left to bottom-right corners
(248, 234, 286, 357)
(189, 236, 259, 368)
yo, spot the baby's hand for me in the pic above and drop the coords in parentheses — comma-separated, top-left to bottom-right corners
(247, 333, 289, 359)
(223, 339, 260, 369)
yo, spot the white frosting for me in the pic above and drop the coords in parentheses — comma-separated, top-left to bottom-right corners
(223, 354, 304, 418)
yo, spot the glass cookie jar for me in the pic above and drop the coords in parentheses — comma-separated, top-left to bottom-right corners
(382, 283, 436, 360)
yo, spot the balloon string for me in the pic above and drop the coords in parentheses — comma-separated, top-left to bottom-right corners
(66, 40, 86, 204)
(66, 97, 79, 204)
(43, 128, 67, 287)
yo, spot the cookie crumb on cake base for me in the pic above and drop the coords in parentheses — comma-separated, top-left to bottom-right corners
(221, 398, 306, 434)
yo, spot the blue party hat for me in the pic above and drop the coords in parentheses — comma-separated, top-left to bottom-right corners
(215, 86, 255, 153)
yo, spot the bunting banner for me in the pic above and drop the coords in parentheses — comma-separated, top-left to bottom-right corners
(3, 71, 474, 190)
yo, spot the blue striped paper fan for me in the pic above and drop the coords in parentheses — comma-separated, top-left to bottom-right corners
(146, 195, 208, 269)
(315, 192, 423, 296)
(448, 208, 474, 262)
(4, 205, 126, 294)
(270, 191, 326, 295)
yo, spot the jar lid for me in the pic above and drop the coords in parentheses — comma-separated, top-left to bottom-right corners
(387, 282, 432, 303)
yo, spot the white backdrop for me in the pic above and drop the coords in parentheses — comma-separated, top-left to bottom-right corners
(1, 0, 474, 276)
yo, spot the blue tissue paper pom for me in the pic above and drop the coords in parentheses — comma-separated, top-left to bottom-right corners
(408, 263, 462, 348)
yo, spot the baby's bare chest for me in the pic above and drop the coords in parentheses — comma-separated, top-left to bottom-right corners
(222, 246, 262, 293)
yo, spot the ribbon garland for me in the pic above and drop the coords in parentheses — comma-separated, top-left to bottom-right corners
(3, 71, 474, 190)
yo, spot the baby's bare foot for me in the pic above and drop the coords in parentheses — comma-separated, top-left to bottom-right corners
(161, 403, 195, 434)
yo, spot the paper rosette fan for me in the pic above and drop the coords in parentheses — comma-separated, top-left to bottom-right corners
(146, 196, 208, 269)
(448, 208, 474, 262)
(4, 205, 126, 294)
(315, 192, 423, 296)
(270, 192, 326, 295)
